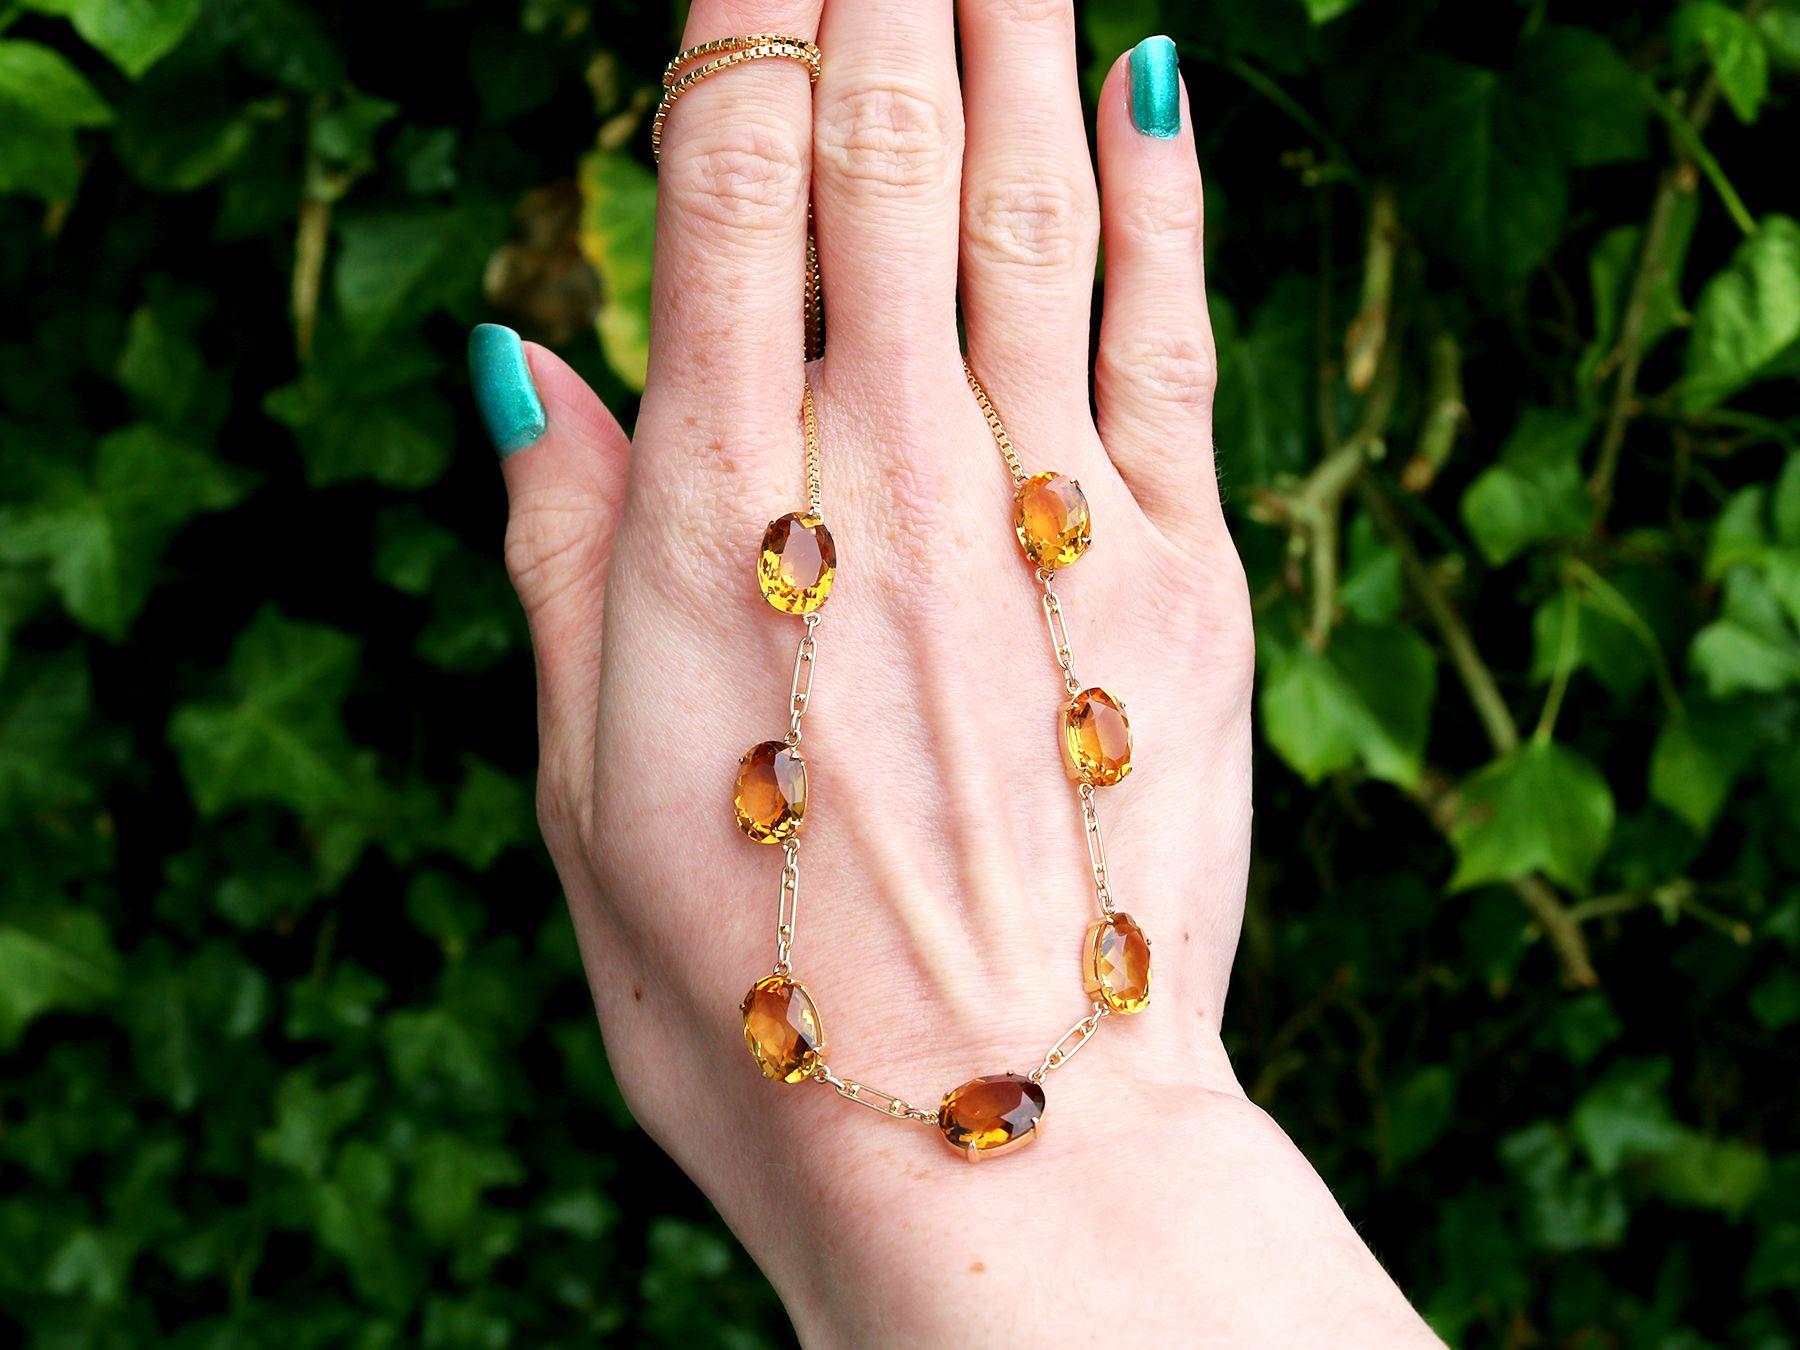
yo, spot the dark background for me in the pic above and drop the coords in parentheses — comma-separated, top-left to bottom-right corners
(2, 0, 1798, 1344)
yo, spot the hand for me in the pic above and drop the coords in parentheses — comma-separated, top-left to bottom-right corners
(478, 1, 1436, 1342)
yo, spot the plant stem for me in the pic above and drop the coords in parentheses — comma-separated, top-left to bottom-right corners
(1401, 332, 1465, 493)
(1226, 57, 1363, 183)
(1361, 481, 1520, 755)
(1588, 167, 1693, 514)
(1533, 583, 1581, 744)
(1643, 80, 1758, 238)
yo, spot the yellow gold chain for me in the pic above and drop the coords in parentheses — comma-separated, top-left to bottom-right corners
(962, 359, 1028, 483)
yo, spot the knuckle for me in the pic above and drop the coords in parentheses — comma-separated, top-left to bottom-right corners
(504, 490, 604, 613)
(815, 83, 960, 201)
(661, 115, 810, 239)
(963, 173, 1098, 272)
(1098, 330, 1219, 415)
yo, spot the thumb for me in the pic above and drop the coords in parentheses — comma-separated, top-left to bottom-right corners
(470, 324, 629, 825)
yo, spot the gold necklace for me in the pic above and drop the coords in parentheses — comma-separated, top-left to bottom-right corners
(655, 34, 1152, 1162)
(731, 366, 1151, 1162)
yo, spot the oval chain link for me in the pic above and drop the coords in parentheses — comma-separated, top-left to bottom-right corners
(1029, 1004, 1111, 1083)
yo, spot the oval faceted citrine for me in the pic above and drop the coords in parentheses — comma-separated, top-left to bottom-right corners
(740, 974, 826, 1083)
(1014, 471, 1091, 570)
(758, 512, 837, 613)
(735, 741, 806, 843)
(1085, 913, 1152, 1014)
(1062, 687, 1132, 786)
(937, 1073, 1046, 1160)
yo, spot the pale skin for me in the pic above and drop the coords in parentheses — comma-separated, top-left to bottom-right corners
(495, 0, 1441, 1343)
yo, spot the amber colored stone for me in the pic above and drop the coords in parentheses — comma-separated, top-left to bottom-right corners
(740, 974, 826, 1083)
(734, 741, 806, 843)
(758, 512, 837, 613)
(1062, 687, 1132, 786)
(1014, 471, 1091, 570)
(1085, 913, 1152, 1014)
(937, 1073, 1046, 1160)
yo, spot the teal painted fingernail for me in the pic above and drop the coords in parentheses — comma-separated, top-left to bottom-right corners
(1128, 36, 1181, 139)
(469, 323, 545, 456)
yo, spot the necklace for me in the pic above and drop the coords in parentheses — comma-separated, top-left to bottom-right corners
(731, 365, 1152, 1162)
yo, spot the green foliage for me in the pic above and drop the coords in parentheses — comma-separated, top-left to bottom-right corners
(0, 1, 1795, 1346)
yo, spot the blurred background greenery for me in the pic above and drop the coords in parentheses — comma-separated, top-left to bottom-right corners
(1, 0, 1797, 1344)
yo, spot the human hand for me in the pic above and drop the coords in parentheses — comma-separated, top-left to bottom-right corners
(475, 1, 1436, 1342)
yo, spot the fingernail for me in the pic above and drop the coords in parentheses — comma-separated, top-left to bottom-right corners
(469, 323, 546, 456)
(1128, 36, 1182, 139)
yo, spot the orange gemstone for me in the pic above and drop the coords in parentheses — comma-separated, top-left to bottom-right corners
(1062, 687, 1132, 786)
(937, 1073, 1045, 1160)
(1014, 471, 1091, 570)
(740, 974, 825, 1083)
(758, 513, 836, 613)
(1085, 913, 1152, 1014)
(735, 741, 806, 843)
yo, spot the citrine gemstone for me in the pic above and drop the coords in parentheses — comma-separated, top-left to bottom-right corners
(735, 740, 806, 843)
(758, 512, 836, 613)
(937, 1073, 1046, 1160)
(1085, 913, 1152, 1014)
(1014, 471, 1091, 570)
(741, 974, 826, 1083)
(1061, 687, 1132, 786)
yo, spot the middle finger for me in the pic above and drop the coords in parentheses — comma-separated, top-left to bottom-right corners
(812, 0, 965, 373)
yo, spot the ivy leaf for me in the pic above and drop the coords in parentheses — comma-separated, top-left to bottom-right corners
(167, 607, 371, 818)
(439, 760, 534, 871)
(264, 337, 452, 489)
(1461, 409, 1594, 565)
(1681, 215, 1800, 412)
(1259, 623, 1435, 788)
(23, 0, 202, 79)
(255, 1068, 372, 1180)
(1580, 194, 1700, 391)
(1650, 1133, 1771, 1215)
(0, 39, 114, 199)
(0, 907, 121, 1047)
(0, 651, 93, 822)
(1450, 741, 1615, 893)
(1500, 1122, 1628, 1253)
(1673, 1, 1770, 123)
(0, 425, 249, 639)
(577, 148, 656, 392)
(1572, 1059, 1685, 1174)
(333, 206, 499, 339)
(1299, 0, 1360, 22)
(408, 1133, 524, 1246)
(1690, 568, 1800, 696)
(1386, 1066, 1457, 1166)
(0, 39, 114, 126)
(1379, 28, 1642, 292)
(316, 1141, 416, 1311)
(1212, 277, 1313, 488)
(1649, 699, 1759, 833)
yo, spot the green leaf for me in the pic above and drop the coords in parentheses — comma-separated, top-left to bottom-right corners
(408, 1134, 524, 1245)
(1460, 408, 1594, 565)
(0, 425, 249, 638)
(0, 908, 120, 1047)
(1690, 568, 1800, 696)
(0, 650, 93, 822)
(1650, 700, 1759, 833)
(316, 1141, 415, 1311)
(24, 0, 201, 78)
(0, 40, 114, 127)
(256, 1069, 372, 1180)
(1259, 623, 1435, 787)
(1749, 968, 1800, 1030)
(264, 338, 453, 489)
(1299, 0, 1360, 22)
(167, 607, 371, 818)
(440, 760, 534, 871)
(1572, 1058, 1684, 1173)
(1673, 1, 1770, 123)
(1681, 215, 1800, 412)
(577, 148, 655, 392)
(1581, 193, 1700, 390)
(1651, 1133, 1770, 1214)
(1450, 741, 1615, 892)
(1761, 0, 1800, 67)
(1212, 277, 1313, 488)
(1380, 28, 1643, 292)
(1386, 1066, 1456, 1165)
(333, 206, 498, 339)
(1500, 1121, 1628, 1252)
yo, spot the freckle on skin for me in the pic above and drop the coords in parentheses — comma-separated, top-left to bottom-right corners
(633, 986, 643, 1002)
(969, 1262, 985, 1273)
